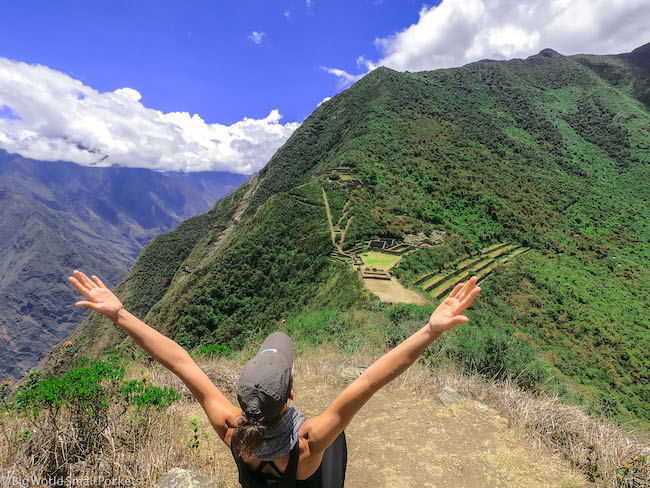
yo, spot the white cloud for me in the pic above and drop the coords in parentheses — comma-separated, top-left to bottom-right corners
(320, 67, 364, 89)
(317, 97, 331, 107)
(326, 0, 650, 86)
(306, 0, 313, 7)
(284, 9, 291, 19)
(0, 58, 299, 174)
(114, 87, 142, 102)
(248, 31, 266, 45)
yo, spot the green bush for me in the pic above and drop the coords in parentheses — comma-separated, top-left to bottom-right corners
(286, 309, 346, 347)
(120, 378, 180, 413)
(8, 356, 180, 478)
(14, 358, 125, 417)
(450, 326, 549, 388)
(196, 343, 233, 358)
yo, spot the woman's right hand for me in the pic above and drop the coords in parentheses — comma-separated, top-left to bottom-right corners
(68, 270, 124, 322)
(428, 276, 481, 334)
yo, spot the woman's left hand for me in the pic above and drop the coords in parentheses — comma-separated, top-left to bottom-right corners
(68, 270, 124, 322)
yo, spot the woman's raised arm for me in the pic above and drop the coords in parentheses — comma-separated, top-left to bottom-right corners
(302, 276, 481, 453)
(68, 270, 241, 440)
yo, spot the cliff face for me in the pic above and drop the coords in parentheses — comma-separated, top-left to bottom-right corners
(63, 45, 650, 424)
(0, 151, 247, 379)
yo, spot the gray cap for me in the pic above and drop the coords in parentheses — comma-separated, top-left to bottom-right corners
(237, 332, 294, 421)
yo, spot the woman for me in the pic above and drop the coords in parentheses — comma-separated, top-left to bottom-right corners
(68, 270, 481, 487)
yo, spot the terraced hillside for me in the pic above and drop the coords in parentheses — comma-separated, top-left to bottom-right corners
(58, 43, 650, 427)
(416, 243, 531, 299)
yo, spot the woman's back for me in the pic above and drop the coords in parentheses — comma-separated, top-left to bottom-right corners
(227, 426, 347, 487)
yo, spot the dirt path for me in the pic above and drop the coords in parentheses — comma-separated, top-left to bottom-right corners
(339, 216, 353, 249)
(363, 277, 429, 305)
(200, 358, 589, 488)
(335, 201, 350, 228)
(322, 187, 338, 250)
(204, 175, 259, 261)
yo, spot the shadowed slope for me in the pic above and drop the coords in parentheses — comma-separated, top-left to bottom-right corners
(0, 151, 247, 379)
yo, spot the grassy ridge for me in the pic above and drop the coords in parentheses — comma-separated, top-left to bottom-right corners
(146, 186, 364, 349)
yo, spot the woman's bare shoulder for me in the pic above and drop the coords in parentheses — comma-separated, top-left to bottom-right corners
(298, 417, 328, 454)
(299, 416, 315, 437)
(223, 412, 243, 448)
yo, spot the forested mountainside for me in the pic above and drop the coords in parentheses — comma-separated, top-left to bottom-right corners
(0, 151, 247, 379)
(62, 44, 650, 426)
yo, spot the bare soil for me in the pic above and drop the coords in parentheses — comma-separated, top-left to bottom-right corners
(203, 362, 589, 488)
(363, 277, 429, 305)
(322, 187, 338, 250)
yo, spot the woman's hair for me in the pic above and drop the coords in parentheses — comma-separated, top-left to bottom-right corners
(231, 414, 268, 457)
(232, 374, 293, 457)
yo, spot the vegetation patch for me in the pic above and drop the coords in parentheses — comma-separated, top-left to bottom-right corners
(407, 242, 530, 300)
(1, 351, 180, 482)
(360, 251, 402, 271)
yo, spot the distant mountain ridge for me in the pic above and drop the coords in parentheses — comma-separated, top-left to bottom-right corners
(61, 43, 650, 425)
(0, 150, 248, 379)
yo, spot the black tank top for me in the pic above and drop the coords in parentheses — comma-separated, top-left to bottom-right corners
(230, 439, 323, 488)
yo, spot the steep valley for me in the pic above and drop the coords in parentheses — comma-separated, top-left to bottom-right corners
(0, 151, 247, 379)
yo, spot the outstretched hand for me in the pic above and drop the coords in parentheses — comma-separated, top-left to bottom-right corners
(428, 276, 481, 334)
(68, 270, 123, 322)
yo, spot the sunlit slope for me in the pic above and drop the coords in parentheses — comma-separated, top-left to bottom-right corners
(61, 44, 650, 424)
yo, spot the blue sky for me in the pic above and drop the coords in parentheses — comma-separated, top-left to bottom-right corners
(0, 0, 647, 173)
(0, 0, 422, 125)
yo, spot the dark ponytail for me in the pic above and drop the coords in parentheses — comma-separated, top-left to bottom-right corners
(231, 415, 267, 457)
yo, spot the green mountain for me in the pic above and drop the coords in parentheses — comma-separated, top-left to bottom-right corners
(62, 44, 650, 426)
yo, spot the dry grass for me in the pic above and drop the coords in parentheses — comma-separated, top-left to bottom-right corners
(366, 355, 650, 487)
(1, 348, 648, 487)
(437, 372, 648, 486)
(0, 358, 244, 487)
(294, 346, 649, 487)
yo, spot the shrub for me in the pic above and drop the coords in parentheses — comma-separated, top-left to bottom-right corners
(196, 344, 233, 359)
(6, 356, 180, 479)
(450, 326, 549, 388)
